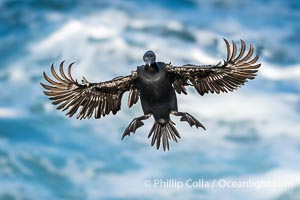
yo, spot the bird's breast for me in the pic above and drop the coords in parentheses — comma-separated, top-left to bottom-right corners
(137, 67, 173, 101)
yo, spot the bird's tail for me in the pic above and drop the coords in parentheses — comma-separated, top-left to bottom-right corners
(148, 119, 181, 151)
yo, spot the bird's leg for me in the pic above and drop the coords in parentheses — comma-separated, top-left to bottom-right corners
(171, 111, 206, 130)
(121, 114, 152, 139)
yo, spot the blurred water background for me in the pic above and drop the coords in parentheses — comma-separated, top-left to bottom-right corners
(1, 0, 300, 199)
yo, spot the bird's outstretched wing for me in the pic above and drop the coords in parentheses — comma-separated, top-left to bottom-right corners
(166, 39, 261, 96)
(41, 61, 139, 119)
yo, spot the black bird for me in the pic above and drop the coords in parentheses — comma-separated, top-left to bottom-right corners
(41, 39, 261, 151)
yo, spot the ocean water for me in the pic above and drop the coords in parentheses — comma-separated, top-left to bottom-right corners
(0, 0, 300, 199)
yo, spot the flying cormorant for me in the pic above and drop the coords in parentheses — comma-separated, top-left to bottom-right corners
(41, 39, 261, 151)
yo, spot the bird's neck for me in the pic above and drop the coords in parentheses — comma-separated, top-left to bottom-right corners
(145, 63, 158, 73)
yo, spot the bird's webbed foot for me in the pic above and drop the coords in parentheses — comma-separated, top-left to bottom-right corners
(121, 114, 151, 140)
(171, 111, 206, 130)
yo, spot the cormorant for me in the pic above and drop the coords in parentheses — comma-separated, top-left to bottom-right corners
(41, 39, 261, 151)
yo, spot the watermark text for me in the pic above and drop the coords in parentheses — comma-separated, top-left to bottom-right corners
(143, 178, 294, 190)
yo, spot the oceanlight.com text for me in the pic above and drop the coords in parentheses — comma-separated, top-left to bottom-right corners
(143, 178, 294, 190)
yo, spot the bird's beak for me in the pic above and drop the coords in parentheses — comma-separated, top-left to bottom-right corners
(145, 60, 151, 67)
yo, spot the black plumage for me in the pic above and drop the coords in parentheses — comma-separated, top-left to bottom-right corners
(41, 39, 261, 151)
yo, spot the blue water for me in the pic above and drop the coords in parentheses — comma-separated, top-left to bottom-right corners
(1, 0, 300, 199)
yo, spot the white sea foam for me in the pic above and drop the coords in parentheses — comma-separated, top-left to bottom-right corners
(29, 7, 300, 84)
(260, 63, 300, 80)
(0, 107, 19, 118)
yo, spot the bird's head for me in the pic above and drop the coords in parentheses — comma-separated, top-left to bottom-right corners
(143, 50, 156, 67)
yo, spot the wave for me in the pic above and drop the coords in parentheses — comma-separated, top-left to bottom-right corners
(0, 108, 20, 118)
(260, 63, 300, 80)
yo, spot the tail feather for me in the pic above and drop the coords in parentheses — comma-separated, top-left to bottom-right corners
(148, 120, 181, 151)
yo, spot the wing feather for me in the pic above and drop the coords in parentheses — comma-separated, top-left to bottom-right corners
(166, 39, 261, 96)
(41, 61, 139, 119)
(127, 85, 139, 108)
